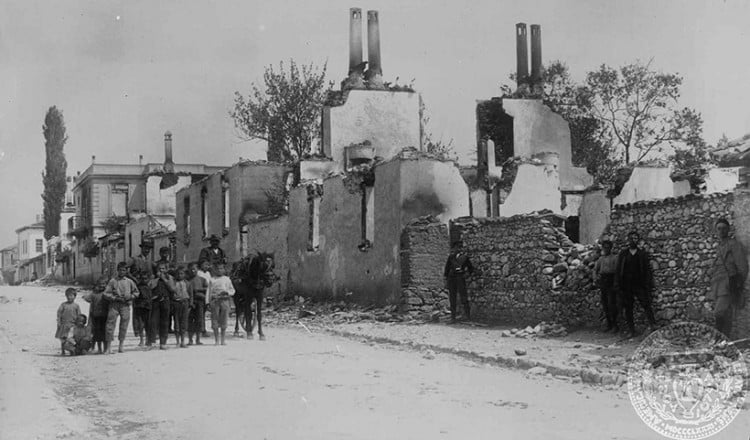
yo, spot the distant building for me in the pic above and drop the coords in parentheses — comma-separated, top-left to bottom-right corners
(15, 219, 46, 282)
(1, 244, 18, 284)
(68, 132, 227, 283)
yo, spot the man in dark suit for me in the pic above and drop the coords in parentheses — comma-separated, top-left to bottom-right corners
(615, 230, 657, 338)
(444, 241, 475, 323)
(199, 234, 227, 268)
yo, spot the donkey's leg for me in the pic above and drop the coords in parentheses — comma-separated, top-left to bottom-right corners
(257, 289, 265, 340)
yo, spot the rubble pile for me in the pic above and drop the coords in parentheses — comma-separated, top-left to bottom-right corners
(501, 321, 568, 338)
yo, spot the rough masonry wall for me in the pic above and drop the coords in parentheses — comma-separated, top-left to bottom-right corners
(730, 189, 750, 338)
(452, 213, 601, 327)
(605, 193, 735, 329)
(399, 217, 450, 314)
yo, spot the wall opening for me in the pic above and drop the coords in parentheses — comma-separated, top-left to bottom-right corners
(200, 187, 208, 238)
(361, 186, 375, 247)
(222, 183, 230, 230)
(307, 196, 320, 251)
(128, 232, 132, 257)
(183, 196, 191, 236)
(565, 216, 580, 243)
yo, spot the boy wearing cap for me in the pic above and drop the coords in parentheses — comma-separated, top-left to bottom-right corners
(103, 262, 140, 353)
(199, 235, 227, 267)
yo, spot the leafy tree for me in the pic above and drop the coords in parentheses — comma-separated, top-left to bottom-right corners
(584, 60, 704, 164)
(420, 97, 457, 161)
(41, 106, 68, 239)
(231, 60, 332, 163)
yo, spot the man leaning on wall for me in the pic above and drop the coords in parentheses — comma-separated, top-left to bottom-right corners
(709, 218, 748, 338)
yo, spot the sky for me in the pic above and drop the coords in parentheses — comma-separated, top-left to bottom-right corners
(1, 0, 749, 247)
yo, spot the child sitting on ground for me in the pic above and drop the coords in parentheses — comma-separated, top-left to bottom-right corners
(64, 314, 93, 356)
(56, 288, 81, 356)
(208, 263, 235, 346)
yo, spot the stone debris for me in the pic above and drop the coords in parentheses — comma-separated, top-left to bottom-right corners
(514, 348, 527, 356)
(507, 321, 567, 338)
(526, 366, 547, 376)
(0, 295, 9, 304)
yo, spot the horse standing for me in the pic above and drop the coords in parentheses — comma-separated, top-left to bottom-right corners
(231, 252, 278, 340)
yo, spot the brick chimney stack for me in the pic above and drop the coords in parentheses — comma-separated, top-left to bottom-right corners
(530, 24, 542, 90)
(164, 131, 174, 174)
(348, 8, 363, 75)
(515, 23, 529, 89)
(91, 155, 96, 163)
(365, 10, 383, 87)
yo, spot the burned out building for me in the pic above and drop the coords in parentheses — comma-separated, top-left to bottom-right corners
(286, 8, 470, 304)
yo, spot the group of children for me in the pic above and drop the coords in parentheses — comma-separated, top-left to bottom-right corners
(55, 260, 236, 355)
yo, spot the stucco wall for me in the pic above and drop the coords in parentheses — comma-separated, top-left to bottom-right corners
(612, 167, 674, 205)
(579, 189, 611, 245)
(705, 167, 741, 194)
(17, 228, 45, 261)
(500, 163, 560, 216)
(396, 158, 470, 226)
(501, 99, 584, 190)
(323, 90, 421, 169)
(144, 175, 193, 215)
(176, 162, 290, 265)
(243, 215, 289, 298)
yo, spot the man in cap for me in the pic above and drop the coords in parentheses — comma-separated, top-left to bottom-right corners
(444, 240, 475, 324)
(614, 230, 657, 338)
(128, 239, 154, 281)
(709, 218, 748, 337)
(199, 234, 227, 267)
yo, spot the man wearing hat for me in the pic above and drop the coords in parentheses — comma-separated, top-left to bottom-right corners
(128, 239, 155, 281)
(594, 238, 619, 332)
(710, 218, 748, 337)
(444, 240, 475, 323)
(199, 234, 227, 268)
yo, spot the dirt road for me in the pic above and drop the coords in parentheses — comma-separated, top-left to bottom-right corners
(1, 285, 748, 440)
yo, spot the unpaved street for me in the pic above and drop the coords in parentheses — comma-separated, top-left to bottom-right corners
(1, 285, 749, 440)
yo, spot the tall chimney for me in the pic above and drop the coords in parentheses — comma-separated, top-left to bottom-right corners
(91, 155, 96, 163)
(348, 8, 363, 75)
(515, 23, 528, 88)
(530, 24, 542, 86)
(367, 10, 383, 80)
(139, 154, 143, 165)
(164, 131, 174, 173)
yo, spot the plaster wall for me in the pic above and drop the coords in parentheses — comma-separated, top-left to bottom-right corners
(579, 189, 611, 245)
(323, 90, 421, 169)
(500, 163, 560, 216)
(501, 99, 581, 190)
(673, 180, 691, 198)
(705, 167, 741, 194)
(470, 189, 489, 218)
(144, 175, 193, 215)
(396, 159, 470, 226)
(17, 228, 45, 261)
(612, 167, 674, 206)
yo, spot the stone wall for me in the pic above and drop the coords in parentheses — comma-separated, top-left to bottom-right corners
(605, 193, 733, 326)
(399, 216, 450, 314)
(451, 212, 601, 327)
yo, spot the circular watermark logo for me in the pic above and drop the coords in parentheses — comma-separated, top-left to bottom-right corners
(627, 322, 747, 439)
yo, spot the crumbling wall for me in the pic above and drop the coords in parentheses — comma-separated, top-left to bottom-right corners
(605, 193, 735, 329)
(451, 213, 600, 327)
(399, 216, 450, 315)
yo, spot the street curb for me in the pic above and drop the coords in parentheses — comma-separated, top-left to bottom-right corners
(325, 328, 628, 388)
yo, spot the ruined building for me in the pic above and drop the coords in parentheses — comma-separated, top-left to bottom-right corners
(286, 8, 470, 304)
(471, 23, 592, 239)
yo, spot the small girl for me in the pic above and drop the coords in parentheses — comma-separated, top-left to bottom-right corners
(64, 315, 92, 356)
(56, 288, 81, 356)
(82, 277, 109, 354)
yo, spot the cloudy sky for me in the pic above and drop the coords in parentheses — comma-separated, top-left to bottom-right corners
(1, 0, 749, 247)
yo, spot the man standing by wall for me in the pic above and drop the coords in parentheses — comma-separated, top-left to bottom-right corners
(128, 239, 154, 280)
(710, 218, 748, 337)
(594, 239, 619, 333)
(444, 241, 474, 324)
(199, 235, 226, 267)
(615, 230, 657, 338)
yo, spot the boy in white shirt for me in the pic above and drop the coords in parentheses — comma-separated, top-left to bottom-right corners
(197, 259, 212, 337)
(208, 263, 235, 345)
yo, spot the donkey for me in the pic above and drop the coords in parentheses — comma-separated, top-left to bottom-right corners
(232, 252, 278, 340)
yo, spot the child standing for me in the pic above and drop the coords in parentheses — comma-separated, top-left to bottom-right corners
(63, 315, 93, 356)
(148, 261, 176, 350)
(208, 263, 235, 346)
(172, 266, 192, 348)
(56, 288, 81, 356)
(187, 262, 208, 345)
(133, 272, 153, 347)
(82, 278, 109, 354)
(197, 259, 212, 337)
(103, 262, 140, 354)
